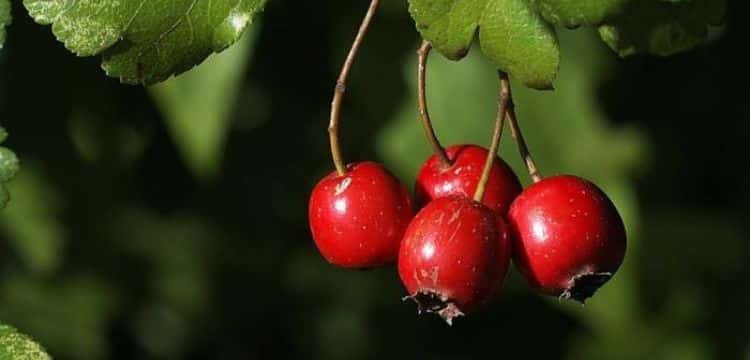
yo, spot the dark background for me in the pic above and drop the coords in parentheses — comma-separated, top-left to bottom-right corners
(0, 0, 747, 359)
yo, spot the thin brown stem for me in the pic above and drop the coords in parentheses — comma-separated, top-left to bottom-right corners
(328, 0, 380, 175)
(474, 72, 510, 203)
(502, 76, 543, 183)
(417, 41, 451, 169)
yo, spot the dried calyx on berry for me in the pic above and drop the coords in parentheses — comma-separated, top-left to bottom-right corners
(404, 291, 465, 325)
(559, 272, 614, 303)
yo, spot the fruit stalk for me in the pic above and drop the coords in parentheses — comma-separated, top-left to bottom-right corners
(473, 71, 510, 202)
(328, 0, 380, 175)
(501, 75, 543, 183)
(417, 41, 451, 169)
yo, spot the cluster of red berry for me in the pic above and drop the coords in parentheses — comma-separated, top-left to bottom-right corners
(308, 1, 626, 324)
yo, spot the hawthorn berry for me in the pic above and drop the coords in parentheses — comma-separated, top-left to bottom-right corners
(398, 196, 511, 324)
(508, 175, 626, 303)
(415, 144, 521, 215)
(308, 161, 414, 268)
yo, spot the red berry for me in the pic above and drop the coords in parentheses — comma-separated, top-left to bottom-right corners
(398, 196, 511, 324)
(415, 144, 522, 215)
(508, 175, 626, 303)
(308, 162, 414, 268)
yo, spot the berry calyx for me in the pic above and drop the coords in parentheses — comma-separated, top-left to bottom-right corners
(415, 144, 522, 215)
(508, 175, 627, 303)
(309, 162, 413, 268)
(398, 196, 511, 324)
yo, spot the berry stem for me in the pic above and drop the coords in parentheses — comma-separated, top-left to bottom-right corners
(328, 0, 380, 176)
(474, 72, 510, 203)
(501, 75, 543, 183)
(417, 41, 451, 169)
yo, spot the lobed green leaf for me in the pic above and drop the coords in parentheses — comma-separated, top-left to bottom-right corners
(408, 0, 485, 60)
(0, 127, 19, 210)
(23, 0, 266, 85)
(598, 0, 726, 57)
(408, 0, 560, 89)
(0, 147, 20, 183)
(479, 0, 560, 90)
(529, 0, 631, 28)
(0, 324, 51, 360)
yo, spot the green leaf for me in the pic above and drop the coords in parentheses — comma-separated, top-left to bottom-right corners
(529, 0, 630, 27)
(408, 0, 484, 60)
(149, 27, 257, 180)
(479, 0, 560, 89)
(408, 0, 560, 89)
(0, 0, 9, 49)
(23, 0, 266, 84)
(0, 127, 19, 210)
(0, 146, 20, 183)
(598, 0, 725, 57)
(0, 324, 51, 360)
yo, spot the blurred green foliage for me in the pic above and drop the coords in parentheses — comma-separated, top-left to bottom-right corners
(0, 0, 8, 49)
(0, 164, 63, 274)
(149, 28, 259, 180)
(0, 0, 748, 359)
(598, 0, 726, 57)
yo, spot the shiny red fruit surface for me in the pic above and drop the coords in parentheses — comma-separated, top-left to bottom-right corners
(508, 175, 626, 303)
(415, 144, 522, 215)
(308, 162, 414, 268)
(398, 196, 511, 323)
